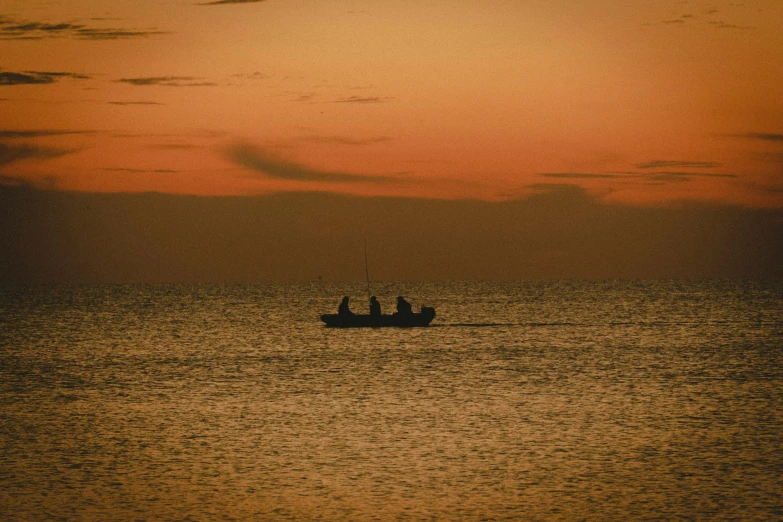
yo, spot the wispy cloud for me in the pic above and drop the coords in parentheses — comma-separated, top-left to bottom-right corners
(197, 0, 267, 5)
(0, 129, 94, 139)
(108, 101, 164, 106)
(0, 17, 168, 40)
(28, 70, 90, 80)
(732, 132, 783, 142)
(116, 76, 217, 87)
(540, 172, 622, 179)
(281, 92, 391, 105)
(291, 93, 317, 103)
(102, 168, 180, 173)
(644, 172, 737, 183)
(538, 169, 736, 184)
(333, 96, 390, 104)
(635, 160, 720, 169)
(149, 143, 199, 150)
(653, 8, 754, 30)
(227, 142, 396, 184)
(233, 71, 267, 79)
(707, 21, 753, 30)
(528, 183, 589, 195)
(0, 173, 33, 186)
(0, 142, 76, 166)
(0, 70, 90, 86)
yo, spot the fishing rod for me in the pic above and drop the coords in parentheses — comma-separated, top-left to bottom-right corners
(364, 239, 372, 307)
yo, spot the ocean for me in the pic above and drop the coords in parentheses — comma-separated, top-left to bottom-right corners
(1, 280, 781, 520)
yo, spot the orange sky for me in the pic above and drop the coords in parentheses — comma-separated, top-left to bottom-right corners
(2, 0, 782, 206)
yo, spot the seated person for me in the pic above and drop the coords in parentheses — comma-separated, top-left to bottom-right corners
(369, 296, 381, 316)
(396, 295, 413, 315)
(338, 296, 353, 315)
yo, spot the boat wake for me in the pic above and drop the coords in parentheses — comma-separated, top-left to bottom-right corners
(433, 323, 517, 328)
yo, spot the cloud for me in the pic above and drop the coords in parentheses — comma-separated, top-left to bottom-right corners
(227, 142, 396, 183)
(653, 9, 754, 31)
(540, 172, 621, 179)
(0, 142, 75, 166)
(279, 91, 391, 105)
(538, 170, 736, 184)
(149, 143, 199, 150)
(231, 72, 268, 80)
(644, 172, 737, 183)
(28, 70, 90, 80)
(0, 173, 33, 186)
(635, 160, 720, 169)
(333, 96, 390, 104)
(291, 93, 317, 102)
(76, 29, 168, 40)
(527, 183, 595, 197)
(2, 184, 781, 282)
(734, 132, 783, 142)
(708, 21, 753, 30)
(116, 76, 217, 87)
(108, 101, 164, 106)
(1, 21, 84, 35)
(197, 0, 267, 5)
(0, 70, 90, 86)
(0, 17, 168, 40)
(0, 129, 95, 139)
(2, 72, 54, 85)
(102, 168, 180, 173)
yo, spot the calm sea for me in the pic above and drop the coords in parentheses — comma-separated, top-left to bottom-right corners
(1, 281, 781, 521)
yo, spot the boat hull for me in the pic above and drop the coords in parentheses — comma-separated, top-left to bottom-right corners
(321, 307, 436, 328)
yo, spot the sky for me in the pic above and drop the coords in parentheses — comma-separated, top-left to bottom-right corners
(1, 0, 782, 282)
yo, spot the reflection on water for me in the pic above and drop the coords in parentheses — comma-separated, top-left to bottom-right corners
(1, 281, 781, 520)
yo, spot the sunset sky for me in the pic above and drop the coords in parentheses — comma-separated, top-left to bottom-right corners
(2, 0, 782, 282)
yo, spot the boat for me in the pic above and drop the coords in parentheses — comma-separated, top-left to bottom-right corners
(321, 240, 436, 327)
(321, 306, 436, 328)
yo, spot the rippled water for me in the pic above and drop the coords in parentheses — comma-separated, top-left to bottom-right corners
(1, 281, 781, 520)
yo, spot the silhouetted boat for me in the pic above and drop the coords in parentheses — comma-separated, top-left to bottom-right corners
(323, 241, 436, 327)
(321, 307, 436, 328)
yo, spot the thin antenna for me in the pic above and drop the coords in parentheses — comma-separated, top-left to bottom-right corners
(364, 238, 371, 306)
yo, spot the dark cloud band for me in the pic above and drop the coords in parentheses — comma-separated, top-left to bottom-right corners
(0, 71, 90, 86)
(116, 77, 217, 87)
(227, 142, 394, 184)
(0, 17, 168, 40)
(108, 101, 164, 106)
(197, 0, 267, 5)
(540, 173, 621, 179)
(333, 96, 389, 104)
(635, 160, 720, 169)
(738, 133, 783, 142)
(0, 142, 75, 166)
(0, 129, 94, 138)
(538, 170, 736, 184)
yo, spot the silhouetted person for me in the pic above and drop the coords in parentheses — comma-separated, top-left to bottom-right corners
(396, 295, 412, 315)
(370, 296, 381, 316)
(338, 296, 353, 315)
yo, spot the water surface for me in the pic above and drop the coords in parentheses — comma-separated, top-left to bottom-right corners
(1, 281, 781, 520)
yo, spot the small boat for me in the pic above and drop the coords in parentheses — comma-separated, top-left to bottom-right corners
(321, 306, 436, 328)
(323, 241, 436, 327)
